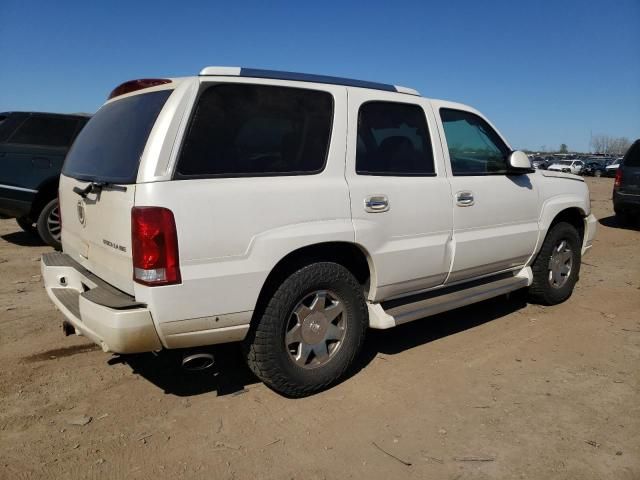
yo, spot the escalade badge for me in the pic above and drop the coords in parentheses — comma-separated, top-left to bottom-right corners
(77, 200, 86, 226)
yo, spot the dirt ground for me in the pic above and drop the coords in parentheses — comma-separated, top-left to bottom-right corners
(0, 177, 638, 479)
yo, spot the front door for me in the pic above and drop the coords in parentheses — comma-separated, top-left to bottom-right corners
(435, 106, 539, 283)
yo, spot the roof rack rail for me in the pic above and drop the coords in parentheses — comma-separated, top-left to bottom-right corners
(199, 66, 420, 96)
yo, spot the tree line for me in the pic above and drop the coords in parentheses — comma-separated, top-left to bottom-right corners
(590, 135, 631, 156)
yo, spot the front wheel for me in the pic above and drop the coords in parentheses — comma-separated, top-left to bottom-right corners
(244, 262, 367, 397)
(36, 199, 62, 250)
(528, 222, 581, 305)
(594, 170, 602, 177)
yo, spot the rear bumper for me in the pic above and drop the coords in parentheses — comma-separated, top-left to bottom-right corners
(613, 190, 640, 213)
(41, 252, 162, 354)
(582, 213, 597, 255)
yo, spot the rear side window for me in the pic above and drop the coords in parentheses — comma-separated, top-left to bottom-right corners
(62, 90, 172, 183)
(0, 114, 15, 142)
(176, 84, 333, 177)
(356, 102, 435, 176)
(623, 141, 640, 167)
(8, 116, 79, 147)
(440, 109, 510, 175)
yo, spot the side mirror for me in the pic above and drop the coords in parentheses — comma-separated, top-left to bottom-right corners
(508, 151, 534, 173)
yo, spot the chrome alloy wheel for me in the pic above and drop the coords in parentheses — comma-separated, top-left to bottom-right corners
(47, 205, 61, 242)
(285, 290, 347, 369)
(548, 239, 573, 289)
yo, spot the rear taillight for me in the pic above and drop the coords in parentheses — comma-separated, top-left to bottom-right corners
(131, 207, 181, 286)
(614, 169, 623, 189)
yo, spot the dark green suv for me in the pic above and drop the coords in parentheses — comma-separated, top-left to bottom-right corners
(0, 112, 89, 248)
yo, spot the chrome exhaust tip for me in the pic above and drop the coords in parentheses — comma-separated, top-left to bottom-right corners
(181, 352, 215, 371)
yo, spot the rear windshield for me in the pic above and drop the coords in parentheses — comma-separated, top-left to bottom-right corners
(623, 141, 640, 167)
(62, 90, 172, 183)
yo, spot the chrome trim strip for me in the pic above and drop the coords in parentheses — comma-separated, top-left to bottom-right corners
(0, 183, 37, 193)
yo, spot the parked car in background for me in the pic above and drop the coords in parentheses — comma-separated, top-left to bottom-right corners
(0, 112, 89, 248)
(613, 139, 640, 224)
(547, 159, 584, 175)
(582, 160, 608, 177)
(605, 161, 621, 177)
(531, 157, 548, 169)
(41, 67, 596, 397)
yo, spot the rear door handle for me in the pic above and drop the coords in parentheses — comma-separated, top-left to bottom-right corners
(364, 195, 389, 213)
(456, 191, 474, 207)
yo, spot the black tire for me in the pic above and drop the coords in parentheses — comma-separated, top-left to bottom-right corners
(244, 262, 367, 397)
(36, 198, 61, 250)
(594, 170, 602, 177)
(16, 216, 38, 235)
(528, 222, 581, 305)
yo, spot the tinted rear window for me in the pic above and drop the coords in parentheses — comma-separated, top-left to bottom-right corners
(62, 90, 171, 183)
(176, 84, 333, 177)
(623, 141, 640, 167)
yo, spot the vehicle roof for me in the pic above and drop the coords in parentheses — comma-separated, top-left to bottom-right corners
(108, 69, 482, 118)
(0, 111, 91, 118)
(198, 66, 421, 96)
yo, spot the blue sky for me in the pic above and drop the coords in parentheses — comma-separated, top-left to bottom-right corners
(1, 0, 638, 152)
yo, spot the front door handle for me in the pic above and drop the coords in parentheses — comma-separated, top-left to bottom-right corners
(456, 191, 475, 207)
(364, 195, 389, 213)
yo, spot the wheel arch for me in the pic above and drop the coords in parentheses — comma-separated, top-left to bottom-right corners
(548, 207, 586, 241)
(251, 241, 374, 324)
(530, 202, 588, 265)
(29, 176, 59, 219)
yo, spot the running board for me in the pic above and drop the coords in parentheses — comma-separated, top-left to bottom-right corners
(368, 267, 532, 329)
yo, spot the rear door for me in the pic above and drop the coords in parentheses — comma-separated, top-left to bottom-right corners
(0, 114, 78, 191)
(345, 91, 453, 301)
(60, 89, 173, 295)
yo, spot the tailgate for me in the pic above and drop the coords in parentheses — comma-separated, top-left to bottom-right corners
(60, 175, 136, 294)
(619, 165, 640, 195)
(58, 88, 174, 295)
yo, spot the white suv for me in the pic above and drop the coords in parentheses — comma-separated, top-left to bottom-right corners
(42, 67, 597, 397)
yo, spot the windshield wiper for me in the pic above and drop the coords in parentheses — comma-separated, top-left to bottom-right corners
(72, 181, 127, 198)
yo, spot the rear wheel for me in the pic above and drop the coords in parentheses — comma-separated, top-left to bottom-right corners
(16, 216, 37, 235)
(36, 199, 61, 250)
(244, 262, 367, 397)
(528, 222, 581, 305)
